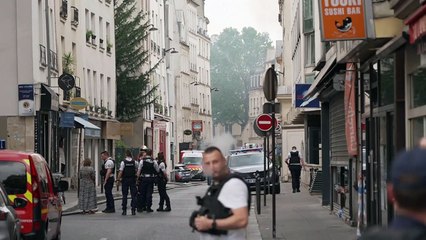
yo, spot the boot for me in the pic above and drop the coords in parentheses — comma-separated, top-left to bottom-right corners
(157, 207, 164, 212)
(163, 206, 171, 212)
(131, 209, 136, 215)
(146, 208, 154, 213)
(122, 210, 127, 216)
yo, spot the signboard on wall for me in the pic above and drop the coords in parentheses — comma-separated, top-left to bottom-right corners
(318, 0, 369, 41)
(192, 120, 203, 132)
(344, 63, 358, 156)
(18, 84, 34, 116)
(295, 84, 320, 108)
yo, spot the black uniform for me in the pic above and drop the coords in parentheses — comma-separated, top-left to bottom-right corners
(120, 158, 137, 215)
(288, 151, 302, 193)
(157, 162, 171, 211)
(137, 157, 158, 212)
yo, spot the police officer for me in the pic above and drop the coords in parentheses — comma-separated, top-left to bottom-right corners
(137, 148, 159, 213)
(136, 146, 147, 211)
(116, 149, 138, 216)
(100, 151, 115, 213)
(156, 152, 171, 212)
(285, 146, 305, 193)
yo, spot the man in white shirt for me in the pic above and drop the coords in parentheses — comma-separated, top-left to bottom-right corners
(194, 146, 249, 240)
(100, 151, 115, 213)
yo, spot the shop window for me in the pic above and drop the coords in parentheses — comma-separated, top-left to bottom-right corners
(379, 56, 395, 106)
(411, 117, 425, 147)
(411, 68, 426, 108)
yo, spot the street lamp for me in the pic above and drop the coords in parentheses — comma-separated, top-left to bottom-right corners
(163, 47, 178, 55)
(148, 24, 158, 31)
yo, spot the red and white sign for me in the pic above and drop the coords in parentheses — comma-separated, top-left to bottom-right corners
(255, 114, 278, 132)
(344, 63, 358, 156)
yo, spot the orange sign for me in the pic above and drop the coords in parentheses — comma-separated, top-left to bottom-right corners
(319, 0, 367, 41)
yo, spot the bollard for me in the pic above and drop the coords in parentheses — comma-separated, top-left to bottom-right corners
(256, 176, 261, 214)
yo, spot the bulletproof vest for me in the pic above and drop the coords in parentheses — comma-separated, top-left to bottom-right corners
(141, 158, 157, 175)
(199, 174, 251, 235)
(289, 151, 300, 164)
(122, 160, 136, 178)
(100, 159, 115, 176)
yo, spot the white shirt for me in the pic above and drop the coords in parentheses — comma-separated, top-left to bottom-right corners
(119, 157, 138, 171)
(200, 178, 249, 240)
(104, 158, 115, 177)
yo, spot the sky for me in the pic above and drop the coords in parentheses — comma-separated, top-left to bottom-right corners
(204, 0, 282, 43)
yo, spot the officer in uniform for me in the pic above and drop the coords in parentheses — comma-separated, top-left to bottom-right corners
(137, 148, 159, 213)
(136, 146, 148, 211)
(100, 151, 116, 213)
(285, 146, 305, 193)
(117, 149, 138, 216)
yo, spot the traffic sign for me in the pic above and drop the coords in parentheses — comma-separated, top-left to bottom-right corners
(256, 114, 273, 132)
(263, 66, 278, 101)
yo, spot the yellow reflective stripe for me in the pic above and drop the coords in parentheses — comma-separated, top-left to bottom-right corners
(41, 208, 48, 214)
(8, 195, 17, 202)
(24, 191, 33, 203)
(26, 172, 32, 185)
(23, 159, 30, 166)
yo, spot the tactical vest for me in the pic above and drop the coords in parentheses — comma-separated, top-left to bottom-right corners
(199, 174, 251, 235)
(122, 160, 136, 178)
(100, 159, 115, 176)
(289, 151, 300, 165)
(141, 158, 157, 175)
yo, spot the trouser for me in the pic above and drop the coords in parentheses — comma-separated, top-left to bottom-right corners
(121, 177, 137, 211)
(139, 177, 155, 209)
(104, 177, 115, 210)
(289, 165, 302, 190)
(157, 178, 170, 209)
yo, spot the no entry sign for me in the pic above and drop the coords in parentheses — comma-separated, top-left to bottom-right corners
(255, 114, 274, 132)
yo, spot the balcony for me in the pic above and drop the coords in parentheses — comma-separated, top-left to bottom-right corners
(48, 50, 58, 71)
(60, 0, 68, 19)
(71, 7, 79, 27)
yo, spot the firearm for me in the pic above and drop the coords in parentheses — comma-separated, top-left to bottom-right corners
(189, 196, 227, 235)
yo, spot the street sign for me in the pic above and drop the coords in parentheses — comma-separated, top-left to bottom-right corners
(256, 114, 273, 132)
(263, 66, 278, 101)
(253, 119, 268, 137)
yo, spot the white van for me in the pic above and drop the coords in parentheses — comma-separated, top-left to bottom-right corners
(180, 150, 205, 180)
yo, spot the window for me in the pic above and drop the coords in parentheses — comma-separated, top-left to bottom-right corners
(411, 68, 426, 108)
(0, 162, 27, 195)
(379, 56, 394, 106)
(305, 74, 315, 84)
(305, 33, 315, 66)
(303, 0, 313, 33)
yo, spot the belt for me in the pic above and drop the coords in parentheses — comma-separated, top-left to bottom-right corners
(141, 174, 154, 177)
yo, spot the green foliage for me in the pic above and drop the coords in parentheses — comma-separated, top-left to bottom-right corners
(211, 27, 272, 127)
(62, 52, 74, 74)
(114, 0, 158, 122)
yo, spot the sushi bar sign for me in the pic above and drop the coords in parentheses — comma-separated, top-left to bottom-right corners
(319, 0, 371, 41)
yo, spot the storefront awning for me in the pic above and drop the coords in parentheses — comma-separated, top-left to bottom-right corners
(405, 4, 426, 44)
(74, 116, 101, 138)
(304, 53, 337, 100)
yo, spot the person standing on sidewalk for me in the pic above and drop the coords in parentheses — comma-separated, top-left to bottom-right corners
(116, 149, 138, 216)
(361, 148, 426, 239)
(192, 146, 249, 239)
(100, 151, 115, 213)
(136, 146, 147, 211)
(156, 152, 171, 212)
(78, 158, 97, 214)
(285, 146, 305, 193)
(137, 148, 159, 213)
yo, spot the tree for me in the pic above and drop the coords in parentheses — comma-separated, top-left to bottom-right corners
(211, 27, 272, 128)
(114, 0, 157, 122)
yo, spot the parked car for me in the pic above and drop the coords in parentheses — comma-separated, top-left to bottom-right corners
(0, 183, 20, 240)
(0, 150, 69, 240)
(181, 150, 206, 180)
(173, 164, 192, 182)
(227, 147, 281, 194)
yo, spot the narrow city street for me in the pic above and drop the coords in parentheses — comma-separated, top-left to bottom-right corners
(62, 184, 208, 240)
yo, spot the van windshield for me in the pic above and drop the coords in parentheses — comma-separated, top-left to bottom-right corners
(228, 153, 264, 168)
(0, 161, 27, 194)
(183, 157, 202, 165)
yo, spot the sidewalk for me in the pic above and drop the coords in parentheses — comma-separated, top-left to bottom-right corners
(254, 182, 356, 240)
(62, 181, 203, 215)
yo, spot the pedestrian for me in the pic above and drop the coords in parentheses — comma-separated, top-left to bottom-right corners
(78, 158, 97, 214)
(116, 149, 138, 216)
(59, 138, 66, 175)
(285, 146, 305, 193)
(136, 147, 159, 213)
(191, 146, 250, 239)
(156, 152, 171, 212)
(361, 147, 426, 239)
(136, 146, 148, 212)
(100, 150, 116, 213)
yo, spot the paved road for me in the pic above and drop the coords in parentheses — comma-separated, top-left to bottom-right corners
(62, 184, 209, 240)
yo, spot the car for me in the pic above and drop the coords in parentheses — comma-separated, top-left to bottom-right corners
(0, 150, 69, 240)
(181, 150, 206, 181)
(227, 147, 281, 194)
(0, 183, 21, 240)
(173, 164, 192, 182)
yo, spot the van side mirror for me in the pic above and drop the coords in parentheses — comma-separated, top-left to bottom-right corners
(58, 180, 69, 192)
(13, 197, 27, 208)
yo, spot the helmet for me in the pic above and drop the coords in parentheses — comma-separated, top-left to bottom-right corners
(140, 145, 149, 151)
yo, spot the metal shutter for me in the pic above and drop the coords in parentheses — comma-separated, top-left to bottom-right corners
(330, 93, 348, 165)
